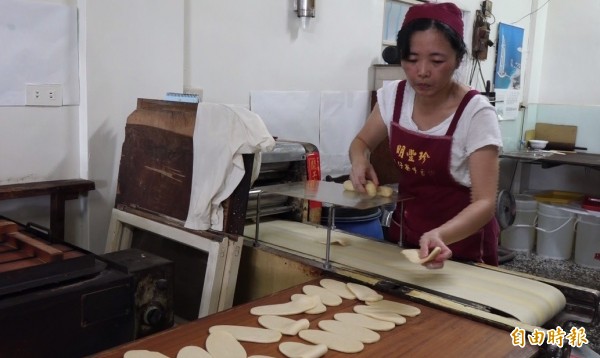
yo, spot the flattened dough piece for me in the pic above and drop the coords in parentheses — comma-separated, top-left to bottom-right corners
(316, 237, 348, 246)
(291, 294, 327, 314)
(353, 305, 406, 325)
(206, 330, 247, 358)
(402, 246, 442, 264)
(124, 350, 169, 358)
(319, 278, 356, 300)
(250, 295, 316, 316)
(333, 312, 395, 331)
(318, 319, 380, 344)
(299, 329, 364, 353)
(279, 342, 328, 358)
(258, 315, 310, 336)
(365, 299, 421, 317)
(302, 285, 343, 306)
(209, 325, 282, 343)
(346, 282, 383, 302)
(177, 346, 212, 358)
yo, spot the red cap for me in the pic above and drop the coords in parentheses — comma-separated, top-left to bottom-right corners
(402, 2, 463, 38)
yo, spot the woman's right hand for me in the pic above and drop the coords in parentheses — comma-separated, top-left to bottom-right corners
(349, 157, 379, 193)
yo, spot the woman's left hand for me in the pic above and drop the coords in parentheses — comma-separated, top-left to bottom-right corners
(419, 230, 452, 269)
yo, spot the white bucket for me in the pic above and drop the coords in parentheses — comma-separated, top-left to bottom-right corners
(574, 212, 600, 268)
(501, 195, 537, 252)
(535, 204, 576, 260)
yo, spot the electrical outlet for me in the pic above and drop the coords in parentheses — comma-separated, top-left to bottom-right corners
(26, 84, 63, 106)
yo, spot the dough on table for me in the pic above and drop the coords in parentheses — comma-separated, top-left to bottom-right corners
(319, 278, 356, 300)
(402, 246, 442, 264)
(302, 285, 343, 306)
(124, 350, 169, 358)
(377, 185, 394, 197)
(206, 330, 247, 358)
(299, 329, 364, 353)
(346, 282, 383, 302)
(291, 294, 327, 314)
(250, 295, 316, 316)
(333, 312, 395, 331)
(318, 319, 380, 344)
(208, 325, 282, 343)
(353, 305, 407, 325)
(279, 342, 328, 358)
(258, 315, 310, 336)
(177, 346, 212, 358)
(316, 236, 349, 246)
(365, 299, 422, 317)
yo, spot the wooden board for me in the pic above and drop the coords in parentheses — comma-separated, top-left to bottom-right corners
(534, 123, 577, 145)
(94, 278, 537, 357)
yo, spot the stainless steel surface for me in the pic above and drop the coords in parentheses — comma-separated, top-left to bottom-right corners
(257, 180, 412, 210)
(261, 142, 307, 163)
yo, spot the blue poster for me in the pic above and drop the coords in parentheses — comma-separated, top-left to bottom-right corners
(494, 23, 524, 90)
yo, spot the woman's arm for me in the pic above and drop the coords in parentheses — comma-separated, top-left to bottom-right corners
(420, 145, 499, 268)
(348, 105, 389, 192)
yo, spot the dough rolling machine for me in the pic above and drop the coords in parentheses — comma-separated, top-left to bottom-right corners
(239, 179, 600, 357)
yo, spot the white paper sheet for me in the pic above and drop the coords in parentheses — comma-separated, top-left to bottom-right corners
(251, 90, 371, 177)
(0, 0, 79, 106)
(250, 91, 321, 146)
(319, 91, 369, 176)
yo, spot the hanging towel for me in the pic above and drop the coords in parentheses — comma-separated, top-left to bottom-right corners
(184, 103, 275, 231)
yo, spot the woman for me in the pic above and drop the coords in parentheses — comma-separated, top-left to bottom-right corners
(348, 2, 502, 268)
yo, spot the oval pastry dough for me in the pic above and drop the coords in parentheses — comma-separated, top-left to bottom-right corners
(319, 278, 356, 300)
(353, 305, 406, 325)
(177, 346, 212, 358)
(333, 312, 395, 331)
(291, 294, 327, 314)
(205, 330, 247, 358)
(302, 285, 343, 306)
(346, 282, 383, 302)
(279, 342, 328, 358)
(365, 299, 421, 317)
(258, 315, 310, 335)
(318, 319, 380, 343)
(299, 329, 364, 353)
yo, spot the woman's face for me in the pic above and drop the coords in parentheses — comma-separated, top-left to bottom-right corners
(400, 28, 458, 97)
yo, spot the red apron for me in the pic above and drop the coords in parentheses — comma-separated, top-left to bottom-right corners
(388, 81, 499, 265)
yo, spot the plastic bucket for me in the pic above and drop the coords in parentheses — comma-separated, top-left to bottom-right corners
(574, 212, 600, 268)
(322, 207, 384, 240)
(535, 204, 576, 260)
(500, 195, 537, 252)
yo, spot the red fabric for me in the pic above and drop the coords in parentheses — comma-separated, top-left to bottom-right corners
(402, 2, 463, 38)
(387, 81, 499, 265)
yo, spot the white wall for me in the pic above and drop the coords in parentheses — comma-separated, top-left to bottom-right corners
(83, 0, 184, 252)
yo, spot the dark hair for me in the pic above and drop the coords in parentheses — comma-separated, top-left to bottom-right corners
(397, 18, 467, 64)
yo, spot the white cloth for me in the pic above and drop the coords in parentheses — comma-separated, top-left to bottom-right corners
(377, 80, 503, 187)
(184, 103, 275, 231)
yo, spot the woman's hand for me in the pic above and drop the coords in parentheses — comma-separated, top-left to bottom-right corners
(419, 230, 452, 269)
(349, 156, 379, 193)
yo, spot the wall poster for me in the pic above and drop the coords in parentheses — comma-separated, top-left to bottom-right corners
(494, 22, 524, 91)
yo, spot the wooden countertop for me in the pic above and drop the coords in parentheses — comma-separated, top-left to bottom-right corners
(93, 278, 537, 358)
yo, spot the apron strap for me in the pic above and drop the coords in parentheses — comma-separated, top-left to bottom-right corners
(392, 80, 407, 124)
(445, 89, 479, 136)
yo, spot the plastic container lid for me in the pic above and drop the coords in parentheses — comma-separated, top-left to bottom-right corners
(533, 191, 584, 204)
